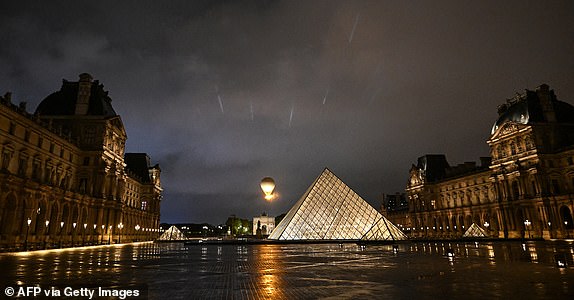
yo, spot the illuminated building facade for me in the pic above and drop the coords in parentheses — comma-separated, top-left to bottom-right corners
(252, 213, 275, 236)
(385, 84, 574, 239)
(269, 168, 406, 241)
(0, 73, 162, 251)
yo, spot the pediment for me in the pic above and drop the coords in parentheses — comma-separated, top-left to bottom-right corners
(408, 165, 424, 188)
(489, 122, 528, 141)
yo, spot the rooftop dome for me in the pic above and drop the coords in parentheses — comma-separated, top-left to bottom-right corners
(35, 73, 117, 117)
(491, 84, 574, 134)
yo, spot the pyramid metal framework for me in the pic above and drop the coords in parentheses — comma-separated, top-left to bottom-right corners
(462, 223, 488, 238)
(158, 225, 188, 241)
(268, 168, 407, 241)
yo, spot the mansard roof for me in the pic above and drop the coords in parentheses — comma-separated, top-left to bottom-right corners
(125, 153, 153, 183)
(35, 73, 117, 117)
(491, 84, 574, 134)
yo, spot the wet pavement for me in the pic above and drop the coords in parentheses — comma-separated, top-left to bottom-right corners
(0, 241, 573, 299)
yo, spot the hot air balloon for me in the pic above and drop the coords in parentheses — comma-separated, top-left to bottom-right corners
(260, 177, 275, 201)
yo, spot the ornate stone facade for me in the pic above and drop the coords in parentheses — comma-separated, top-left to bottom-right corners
(385, 84, 574, 239)
(0, 74, 162, 251)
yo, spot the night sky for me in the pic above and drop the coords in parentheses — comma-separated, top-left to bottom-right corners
(1, 1, 573, 224)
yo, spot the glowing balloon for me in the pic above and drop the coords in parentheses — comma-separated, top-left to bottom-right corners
(260, 177, 276, 200)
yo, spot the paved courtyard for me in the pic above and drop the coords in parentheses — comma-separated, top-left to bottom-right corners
(0, 241, 573, 299)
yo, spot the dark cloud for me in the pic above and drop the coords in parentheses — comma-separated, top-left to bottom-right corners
(1, 1, 573, 223)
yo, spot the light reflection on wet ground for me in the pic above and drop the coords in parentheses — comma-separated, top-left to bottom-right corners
(0, 241, 573, 299)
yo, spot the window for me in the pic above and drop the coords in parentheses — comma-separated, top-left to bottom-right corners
(24, 130, 30, 142)
(17, 155, 28, 177)
(552, 179, 561, 194)
(49, 143, 54, 154)
(1, 149, 12, 170)
(512, 181, 520, 200)
(9, 123, 15, 135)
(79, 178, 88, 193)
(141, 201, 147, 211)
(44, 165, 52, 184)
(83, 157, 90, 166)
(37, 137, 43, 148)
(32, 158, 41, 180)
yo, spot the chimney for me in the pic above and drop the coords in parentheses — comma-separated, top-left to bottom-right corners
(75, 73, 93, 115)
(536, 84, 556, 123)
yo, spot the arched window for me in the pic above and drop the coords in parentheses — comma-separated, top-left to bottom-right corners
(510, 142, 516, 155)
(0, 194, 18, 235)
(512, 181, 520, 200)
(560, 206, 574, 229)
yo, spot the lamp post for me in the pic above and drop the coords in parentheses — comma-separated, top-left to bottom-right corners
(82, 223, 87, 246)
(484, 221, 490, 237)
(72, 222, 77, 247)
(118, 223, 124, 244)
(93, 224, 97, 245)
(44, 220, 50, 249)
(524, 219, 531, 239)
(101, 225, 105, 245)
(108, 225, 112, 244)
(59, 222, 64, 248)
(565, 221, 570, 238)
(24, 218, 32, 251)
(135, 225, 140, 242)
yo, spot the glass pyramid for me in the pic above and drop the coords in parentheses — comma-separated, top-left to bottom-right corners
(268, 168, 407, 241)
(462, 223, 487, 238)
(158, 225, 188, 241)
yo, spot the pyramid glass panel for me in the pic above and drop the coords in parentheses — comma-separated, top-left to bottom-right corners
(268, 168, 407, 241)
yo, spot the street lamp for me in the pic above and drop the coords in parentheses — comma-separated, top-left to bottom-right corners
(82, 223, 87, 246)
(101, 225, 105, 245)
(24, 218, 32, 251)
(135, 225, 140, 242)
(108, 225, 112, 244)
(93, 224, 97, 245)
(59, 222, 64, 248)
(118, 223, 124, 243)
(565, 221, 570, 238)
(524, 219, 531, 239)
(484, 221, 490, 237)
(72, 222, 77, 247)
(44, 220, 50, 249)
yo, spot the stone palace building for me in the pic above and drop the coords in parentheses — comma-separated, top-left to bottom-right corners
(385, 84, 574, 240)
(0, 73, 162, 251)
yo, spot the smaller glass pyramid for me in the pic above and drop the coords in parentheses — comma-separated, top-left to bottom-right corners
(268, 168, 407, 241)
(462, 223, 487, 238)
(158, 225, 188, 241)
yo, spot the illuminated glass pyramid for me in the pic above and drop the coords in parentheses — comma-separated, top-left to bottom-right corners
(158, 225, 188, 241)
(268, 168, 407, 241)
(462, 223, 487, 238)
